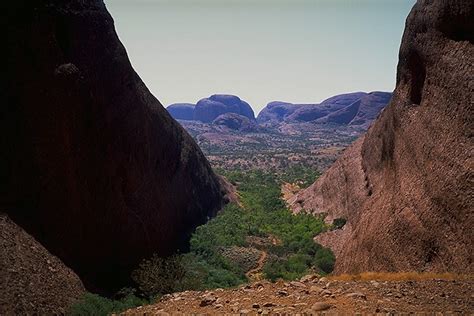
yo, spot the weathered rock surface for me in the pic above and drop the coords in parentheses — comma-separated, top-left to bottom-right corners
(167, 103, 195, 120)
(0, 214, 85, 314)
(291, 0, 473, 274)
(2, 0, 225, 292)
(194, 94, 255, 123)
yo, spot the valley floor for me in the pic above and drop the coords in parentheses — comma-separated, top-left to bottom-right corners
(122, 275, 473, 315)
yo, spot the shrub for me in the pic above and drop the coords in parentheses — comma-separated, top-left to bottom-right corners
(263, 257, 286, 281)
(332, 218, 347, 230)
(69, 293, 146, 316)
(313, 248, 335, 274)
(131, 254, 185, 298)
(219, 170, 335, 280)
(179, 253, 246, 290)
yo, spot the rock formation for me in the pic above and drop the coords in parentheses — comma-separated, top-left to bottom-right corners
(167, 103, 195, 120)
(347, 92, 392, 127)
(285, 92, 368, 123)
(257, 92, 391, 126)
(291, 0, 473, 274)
(0, 213, 85, 315)
(212, 113, 259, 132)
(256, 101, 303, 124)
(2, 0, 225, 293)
(315, 92, 392, 127)
(194, 94, 255, 123)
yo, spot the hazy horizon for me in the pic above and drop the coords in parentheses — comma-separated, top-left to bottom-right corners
(106, 0, 416, 114)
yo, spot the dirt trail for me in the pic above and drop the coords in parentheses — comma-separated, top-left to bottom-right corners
(246, 251, 268, 281)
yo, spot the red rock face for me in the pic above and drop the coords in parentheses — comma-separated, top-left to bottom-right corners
(1, 0, 224, 292)
(292, 0, 473, 274)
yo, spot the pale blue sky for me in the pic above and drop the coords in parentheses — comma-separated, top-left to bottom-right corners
(106, 0, 416, 113)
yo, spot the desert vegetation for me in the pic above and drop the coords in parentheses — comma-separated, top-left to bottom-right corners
(180, 119, 362, 173)
(188, 170, 334, 285)
(70, 169, 334, 315)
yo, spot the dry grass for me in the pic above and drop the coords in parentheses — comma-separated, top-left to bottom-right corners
(328, 272, 473, 282)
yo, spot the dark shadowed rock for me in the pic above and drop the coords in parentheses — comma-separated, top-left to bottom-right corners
(1, 0, 225, 293)
(167, 103, 195, 120)
(213, 113, 259, 132)
(194, 94, 255, 123)
(292, 0, 473, 274)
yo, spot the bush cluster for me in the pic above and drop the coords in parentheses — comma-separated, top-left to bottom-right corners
(71, 169, 335, 314)
(69, 292, 146, 316)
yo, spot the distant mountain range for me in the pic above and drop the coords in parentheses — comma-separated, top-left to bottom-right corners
(166, 91, 393, 173)
(168, 94, 255, 123)
(167, 92, 392, 130)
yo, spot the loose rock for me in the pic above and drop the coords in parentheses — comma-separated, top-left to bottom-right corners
(200, 294, 217, 307)
(311, 302, 332, 311)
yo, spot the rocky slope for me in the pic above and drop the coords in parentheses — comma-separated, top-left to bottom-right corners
(0, 213, 85, 315)
(2, 0, 225, 293)
(122, 274, 474, 314)
(291, 0, 473, 274)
